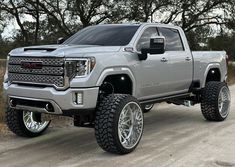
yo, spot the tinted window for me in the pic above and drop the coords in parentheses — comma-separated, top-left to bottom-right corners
(136, 27, 158, 51)
(158, 27, 184, 51)
(64, 25, 140, 46)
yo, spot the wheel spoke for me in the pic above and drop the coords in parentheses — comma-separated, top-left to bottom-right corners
(23, 111, 50, 133)
(25, 116, 30, 124)
(218, 87, 231, 117)
(23, 112, 30, 119)
(118, 102, 143, 149)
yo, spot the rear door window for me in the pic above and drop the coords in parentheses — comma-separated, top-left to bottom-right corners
(158, 27, 184, 51)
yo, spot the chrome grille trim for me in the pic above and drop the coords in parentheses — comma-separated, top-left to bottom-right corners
(8, 65, 64, 75)
(9, 57, 64, 66)
(8, 57, 68, 89)
(9, 73, 64, 87)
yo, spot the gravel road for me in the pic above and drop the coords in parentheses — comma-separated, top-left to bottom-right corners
(0, 85, 235, 167)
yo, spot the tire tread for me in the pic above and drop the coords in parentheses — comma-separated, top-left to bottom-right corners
(95, 94, 142, 154)
(5, 108, 49, 137)
(201, 81, 229, 121)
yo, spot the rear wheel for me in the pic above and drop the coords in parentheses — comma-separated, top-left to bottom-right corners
(201, 82, 231, 121)
(142, 104, 154, 113)
(95, 94, 144, 154)
(6, 108, 50, 137)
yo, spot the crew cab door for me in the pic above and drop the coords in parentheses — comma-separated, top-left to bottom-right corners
(133, 27, 172, 99)
(157, 26, 193, 94)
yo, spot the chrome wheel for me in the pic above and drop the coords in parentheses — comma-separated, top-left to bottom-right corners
(218, 86, 231, 118)
(23, 111, 50, 133)
(118, 102, 143, 149)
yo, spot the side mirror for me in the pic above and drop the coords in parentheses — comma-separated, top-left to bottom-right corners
(138, 36, 165, 61)
(57, 37, 65, 44)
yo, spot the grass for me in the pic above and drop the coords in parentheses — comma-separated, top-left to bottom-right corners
(0, 60, 234, 123)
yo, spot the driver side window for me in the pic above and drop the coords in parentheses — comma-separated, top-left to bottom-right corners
(136, 27, 158, 51)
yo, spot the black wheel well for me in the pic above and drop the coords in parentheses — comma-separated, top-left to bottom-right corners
(206, 68, 221, 84)
(100, 74, 133, 95)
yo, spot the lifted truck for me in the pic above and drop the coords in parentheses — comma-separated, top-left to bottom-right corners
(3, 23, 231, 154)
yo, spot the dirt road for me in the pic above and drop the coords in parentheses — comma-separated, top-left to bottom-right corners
(0, 85, 235, 167)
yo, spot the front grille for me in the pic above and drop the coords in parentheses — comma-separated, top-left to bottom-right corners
(8, 74, 64, 87)
(9, 57, 64, 66)
(8, 65, 64, 75)
(8, 57, 66, 89)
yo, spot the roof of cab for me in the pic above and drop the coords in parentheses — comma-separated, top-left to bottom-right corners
(95, 22, 179, 29)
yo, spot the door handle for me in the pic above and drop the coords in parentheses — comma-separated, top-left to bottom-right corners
(185, 57, 191, 61)
(161, 57, 168, 62)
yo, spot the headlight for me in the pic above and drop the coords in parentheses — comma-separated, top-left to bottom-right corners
(65, 57, 96, 78)
(3, 55, 9, 83)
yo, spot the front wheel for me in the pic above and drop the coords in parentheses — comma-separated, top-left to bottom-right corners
(95, 94, 144, 154)
(5, 108, 50, 137)
(201, 82, 231, 121)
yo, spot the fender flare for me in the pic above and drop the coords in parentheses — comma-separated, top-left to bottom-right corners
(96, 67, 136, 96)
(202, 63, 223, 87)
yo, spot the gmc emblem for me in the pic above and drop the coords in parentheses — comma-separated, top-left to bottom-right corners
(21, 62, 43, 69)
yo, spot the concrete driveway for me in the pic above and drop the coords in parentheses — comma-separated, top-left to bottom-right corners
(0, 85, 235, 167)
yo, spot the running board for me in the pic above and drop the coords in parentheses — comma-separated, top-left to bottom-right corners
(139, 93, 192, 105)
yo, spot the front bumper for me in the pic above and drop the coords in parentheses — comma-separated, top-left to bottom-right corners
(3, 83, 99, 115)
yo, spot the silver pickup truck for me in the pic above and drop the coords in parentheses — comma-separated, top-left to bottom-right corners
(3, 23, 231, 154)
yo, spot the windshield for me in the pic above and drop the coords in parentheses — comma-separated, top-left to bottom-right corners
(64, 25, 140, 46)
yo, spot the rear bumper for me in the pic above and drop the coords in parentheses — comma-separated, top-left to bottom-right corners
(3, 83, 99, 115)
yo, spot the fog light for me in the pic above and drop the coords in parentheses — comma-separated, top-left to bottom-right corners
(9, 99, 16, 107)
(73, 92, 83, 105)
(45, 103, 54, 112)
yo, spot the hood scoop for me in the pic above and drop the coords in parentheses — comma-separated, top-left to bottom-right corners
(24, 47, 57, 52)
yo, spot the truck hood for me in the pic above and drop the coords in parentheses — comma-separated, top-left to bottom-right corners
(10, 44, 122, 57)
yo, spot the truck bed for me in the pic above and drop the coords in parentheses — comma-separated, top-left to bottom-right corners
(192, 51, 227, 87)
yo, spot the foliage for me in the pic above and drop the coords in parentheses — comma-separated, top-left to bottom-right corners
(208, 33, 235, 60)
(186, 25, 213, 50)
(0, 0, 234, 57)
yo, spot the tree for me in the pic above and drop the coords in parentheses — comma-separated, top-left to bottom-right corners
(186, 25, 213, 50)
(208, 33, 235, 60)
(36, 0, 76, 35)
(112, 0, 172, 22)
(0, 0, 235, 56)
(67, 0, 112, 27)
(163, 0, 234, 32)
(0, 0, 79, 45)
(0, 0, 30, 44)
